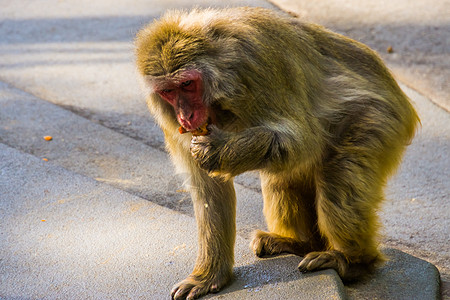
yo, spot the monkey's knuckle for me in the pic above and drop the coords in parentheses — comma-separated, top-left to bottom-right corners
(196, 135, 209, 142)
(197, 144, 209, 153)
(190, 145, 200, 155)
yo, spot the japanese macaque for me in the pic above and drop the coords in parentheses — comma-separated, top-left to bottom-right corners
(135, 7, 419, 299)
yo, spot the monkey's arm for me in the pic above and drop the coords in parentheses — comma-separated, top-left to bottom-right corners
(163, 131, 237, 299)
(190, 123, 318, 178)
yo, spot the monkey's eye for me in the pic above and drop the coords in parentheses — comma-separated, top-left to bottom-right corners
(181, 80, 192, 87)
(180, 80, 196, 92)
(162, 89, 174, 93)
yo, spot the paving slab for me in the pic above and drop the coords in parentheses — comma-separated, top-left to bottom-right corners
(0, 143, 345, 299)
(347, 248, 440, 300)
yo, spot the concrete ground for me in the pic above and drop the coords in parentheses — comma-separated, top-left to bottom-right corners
(270, 0, 450, 112)
(0, 0, 448, 299)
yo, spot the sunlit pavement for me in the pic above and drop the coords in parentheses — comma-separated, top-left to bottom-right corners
(0, 0, 447, 298)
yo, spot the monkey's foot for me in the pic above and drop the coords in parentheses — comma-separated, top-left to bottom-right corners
(298, 250, 380, 282)
(298, 250, 348, 275)
(250, 230, 310, 257)
(171, 273, 231, 300)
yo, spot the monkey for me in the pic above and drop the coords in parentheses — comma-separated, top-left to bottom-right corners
(135, 7, 419, 300)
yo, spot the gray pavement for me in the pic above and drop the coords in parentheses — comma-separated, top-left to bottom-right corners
(270, 0, 450, 112)
(0, 142, 346, 299)
(0, 0, 448, 299)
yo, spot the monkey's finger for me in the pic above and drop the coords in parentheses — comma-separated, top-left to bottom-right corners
(298, 252, 321, 273)
(298, 259, 309, 273)
(298, 251, 345, 275)
(190, 137, 212, 158)
(186, 285, 204, 300)
(171, 283, 192, 300)
(191, 135, 209, 144)
(250, 231, 269, 257)
(190, 137, 205, 152)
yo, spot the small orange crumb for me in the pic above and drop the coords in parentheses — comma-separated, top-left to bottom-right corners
(178, 126, 187, 134)
(43, 136, 53, 141)
(42, 158, 48, 161)
(41, 219, 46, 222)
(387, 46, 393, 53)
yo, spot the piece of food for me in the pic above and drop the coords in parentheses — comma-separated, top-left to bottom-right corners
(178, 123, 209, 136)
(43, 136, 53, 141)
(192, 123, 209, 136)
(178, 126, 188, 134)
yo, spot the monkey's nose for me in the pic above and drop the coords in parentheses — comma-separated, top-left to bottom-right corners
(178, 110, 196, 130)
(179, 110, 194, 123)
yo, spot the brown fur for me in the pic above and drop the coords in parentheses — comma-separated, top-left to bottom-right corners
(135, 7, 419, 299)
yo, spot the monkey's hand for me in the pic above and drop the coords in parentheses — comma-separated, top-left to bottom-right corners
(190, 125, 233, 178)
(171, 272, 232, 300)
(190, 125, 280, 178)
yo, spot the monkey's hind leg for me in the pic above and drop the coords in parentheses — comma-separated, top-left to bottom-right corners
(298, 152, 385, 282)
(251, 173, 323, 258)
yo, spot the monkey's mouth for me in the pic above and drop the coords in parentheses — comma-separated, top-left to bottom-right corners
(178, 119, 211, 135)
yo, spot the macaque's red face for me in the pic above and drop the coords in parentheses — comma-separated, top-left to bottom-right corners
(153, 70, 208, 131)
